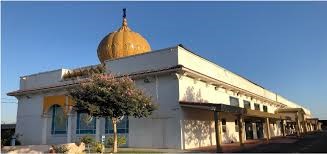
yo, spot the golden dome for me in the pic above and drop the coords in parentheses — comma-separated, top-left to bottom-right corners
(97, 9, 151, 63)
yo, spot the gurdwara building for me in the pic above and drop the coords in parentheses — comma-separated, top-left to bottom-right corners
(8, 11, 321, 150)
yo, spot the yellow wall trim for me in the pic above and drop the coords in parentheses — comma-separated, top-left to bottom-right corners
(43, 95, 75, 114)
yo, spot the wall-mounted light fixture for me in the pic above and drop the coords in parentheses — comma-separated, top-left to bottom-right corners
(144, 77, 150, 83)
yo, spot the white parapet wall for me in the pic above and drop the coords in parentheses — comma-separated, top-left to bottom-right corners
(19, 69, 69, 90)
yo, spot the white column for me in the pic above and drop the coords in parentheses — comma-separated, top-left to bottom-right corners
(265, 118, 271, 141)
(238, 115, 244, 147)
(213, 111, 222, 152)
(67, 114, 72, 143)
(42, 115, 48, 144)
(252, 123, 258, 139)
(96, 118, 101, 141)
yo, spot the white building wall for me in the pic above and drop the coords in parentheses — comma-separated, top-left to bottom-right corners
(180, 108, 216, 149)
(127, 74, 181, 149)
(15, 95, 44, 145)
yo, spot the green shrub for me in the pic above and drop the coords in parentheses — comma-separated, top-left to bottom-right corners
(92, 141, 104, 153)
(1, 129, 14, 146)
(52, 144, 69, 153)
(105, 135, 126, 148)
(1, 132, 22, 146)
(80, 135, 95, 145)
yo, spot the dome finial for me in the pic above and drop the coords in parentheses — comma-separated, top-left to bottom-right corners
(121, 8, 128, 28)
(123, 8, 126, 19)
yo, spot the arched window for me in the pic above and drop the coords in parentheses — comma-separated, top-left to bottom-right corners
(76, 113, 96, 134)
(105, 117, 129, 134)
(51, 105, 67, 134)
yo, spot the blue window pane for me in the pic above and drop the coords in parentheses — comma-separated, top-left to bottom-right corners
(105, 117, 129, 134)
(117, 129, 125, 133)
(76, 112, 96, 134)
(51, 105, 67, 134)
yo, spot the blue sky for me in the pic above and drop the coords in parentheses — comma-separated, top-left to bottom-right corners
(2, 1, 327, 123)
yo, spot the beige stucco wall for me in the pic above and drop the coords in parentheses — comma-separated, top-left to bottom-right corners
(180, 107, 249, 149)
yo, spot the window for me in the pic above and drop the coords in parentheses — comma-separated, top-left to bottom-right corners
(263, 105, 268, 112)
(254, 103, 260, 111)
(243, 100, 251, 109)
(235, 120, 239, 132)
(105, 117, 129, 134)
(51, 105, 67, 134)
(76, 113, 96, 134)
(222, 119, 227, 133)
(230, 97, 239, 107)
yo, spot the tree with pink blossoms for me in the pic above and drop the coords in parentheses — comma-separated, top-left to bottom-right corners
(68, 73, 157, 153)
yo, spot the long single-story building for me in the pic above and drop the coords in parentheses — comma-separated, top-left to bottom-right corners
(8, 10, 321, 150)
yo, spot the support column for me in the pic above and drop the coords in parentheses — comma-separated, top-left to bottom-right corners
(238, 115, 244, 147)
(96, 118, 101, 141)
(315, 121, 319, 131)
(303, 121, 308, 134)
(281, 120, 286, 137)
(296, 112, 301, 137)
(308, 123, 311, 132)
(214, 111, 222, 152)
(265, 118, 270, 141)
(42, 114, 48, 144)
(67, 114, 72, 143)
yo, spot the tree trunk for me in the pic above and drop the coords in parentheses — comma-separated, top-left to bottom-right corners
(112, 118, 118, 153)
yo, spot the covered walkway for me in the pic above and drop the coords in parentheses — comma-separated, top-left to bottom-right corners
(180, 101, 321, 152)
(189, 135, 299, 153)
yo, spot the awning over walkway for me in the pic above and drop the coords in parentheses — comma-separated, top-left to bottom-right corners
(306, 118, 319, 124)
(245, 109, 288, 120)
(179, 101, 287, 119)
(275, 108, 305, 114)
(179, 101, 245, 114)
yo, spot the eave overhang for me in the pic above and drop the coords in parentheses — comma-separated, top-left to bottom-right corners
(7, 65, 183, 96)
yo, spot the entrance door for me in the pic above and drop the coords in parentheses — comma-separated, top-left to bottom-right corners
(256, 122, 264, 139)
(245, 122, 253, 140)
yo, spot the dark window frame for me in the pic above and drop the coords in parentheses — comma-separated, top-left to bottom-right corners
(263, 105, 268, 112)
(230, 96, 240, 107)
(243, 100, 251, 109)
(254, 103, 260, 111)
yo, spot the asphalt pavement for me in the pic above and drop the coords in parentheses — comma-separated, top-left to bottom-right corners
(240, 130, 327, 153)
